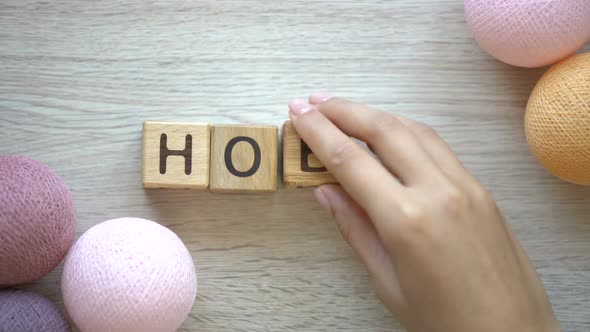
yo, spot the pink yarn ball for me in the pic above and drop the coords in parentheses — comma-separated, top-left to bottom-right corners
(465, 0, 590, 68)
(0, 156, 76, 286)
(62, 218, 197, 332)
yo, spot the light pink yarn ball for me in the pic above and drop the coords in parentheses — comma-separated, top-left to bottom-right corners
(465, 0, 590, 68)
(62, 218, 197, 332)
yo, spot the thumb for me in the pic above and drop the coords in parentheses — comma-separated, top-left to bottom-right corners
(314, 184, 406, 313)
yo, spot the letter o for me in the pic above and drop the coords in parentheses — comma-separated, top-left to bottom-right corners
(224, 136, 261, 177)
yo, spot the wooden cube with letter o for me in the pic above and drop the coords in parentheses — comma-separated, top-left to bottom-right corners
(209, 124, 278, 193)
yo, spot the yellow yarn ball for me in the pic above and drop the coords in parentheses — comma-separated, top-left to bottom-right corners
(525, 53, 590, 185)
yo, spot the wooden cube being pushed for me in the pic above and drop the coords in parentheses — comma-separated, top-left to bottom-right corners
(142, 121, 211, 189)
(210, 124, 278, 193)
(283, 121, 337, 187)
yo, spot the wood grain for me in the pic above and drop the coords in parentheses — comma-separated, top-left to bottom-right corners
(142, 121, 211, 189)
(1, 0, 589, 331)
(283, 120, 337, 188)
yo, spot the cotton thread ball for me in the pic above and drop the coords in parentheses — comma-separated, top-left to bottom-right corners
(525, 53, 590, 185)
(465, 0, 590, 68)
(0, 290, 70, 332)
(0, 156, 77, 286)
(62, 218, 197, 332)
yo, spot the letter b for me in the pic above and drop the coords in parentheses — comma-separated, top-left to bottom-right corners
(301, 140, 327, 172)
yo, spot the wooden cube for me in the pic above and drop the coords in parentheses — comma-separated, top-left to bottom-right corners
(282, 120, 337, 187)
(142, 121, 210, 189)
(210, 124, 278, 193)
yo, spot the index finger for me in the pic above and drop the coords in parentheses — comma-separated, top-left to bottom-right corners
(288, 99, 405, 220)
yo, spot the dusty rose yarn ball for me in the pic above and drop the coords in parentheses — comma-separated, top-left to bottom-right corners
(62, 218, 197, 332)
(0, 156, 77, 286)
(465, 0, 590, 68)
(0, 290, 70, 332)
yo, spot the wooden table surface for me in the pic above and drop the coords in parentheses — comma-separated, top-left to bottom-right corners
(1, 1, 589, 331)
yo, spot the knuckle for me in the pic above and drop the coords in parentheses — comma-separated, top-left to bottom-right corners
(387, 203, 431, 244)
(366, 115, 404, 143)
(409, 121, 437, 138)
(438, 186, 470, 216)
(399, 203, 426, 222)
(375, 114, 402, 133)
(441, 186, 468, 207)
(470, 185, 493, 204)
(399, 203, 428, 225)
(325, 139, 362, 171)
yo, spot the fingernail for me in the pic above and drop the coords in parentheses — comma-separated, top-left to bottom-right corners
(313, 188, 332, 213)
(309, 92, 333, 105)
(288, 99, 312, 116)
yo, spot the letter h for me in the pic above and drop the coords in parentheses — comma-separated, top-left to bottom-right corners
(159, 133, 192, 175)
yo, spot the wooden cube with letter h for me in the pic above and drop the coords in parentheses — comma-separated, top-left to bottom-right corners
(210, 124, 278, 193)
(282, 120, 337, 187)
(142, 121, 211, 189)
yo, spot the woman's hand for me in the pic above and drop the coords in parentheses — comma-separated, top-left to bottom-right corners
(288, 93, 560, 332)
